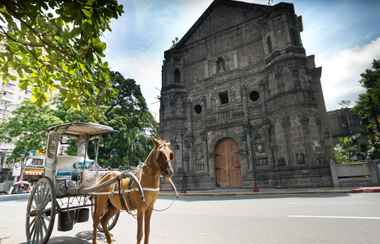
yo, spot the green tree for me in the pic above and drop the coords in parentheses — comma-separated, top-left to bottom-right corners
(334, 135, 367, 163)
(353, 59, 380, 159)
(0, 1, 123, 113)
(0, 101, 62, 160)
(98, 71, 158, 168)
(0, 72, 157, 167)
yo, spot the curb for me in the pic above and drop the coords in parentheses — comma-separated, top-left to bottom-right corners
(351, 187, 380, 193)
(159, 189, 354, 197)
(0, 193, 29, 202)
(1, 188, 378, 202)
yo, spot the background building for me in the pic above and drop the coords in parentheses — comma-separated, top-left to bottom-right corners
(327, 108, 364, 144)
(0, 81, 32, 169)
(160, 0, 332, 189)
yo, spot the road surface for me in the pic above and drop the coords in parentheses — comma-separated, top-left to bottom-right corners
(0, 193, 379, 244)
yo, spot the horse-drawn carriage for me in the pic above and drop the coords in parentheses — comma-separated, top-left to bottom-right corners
(25, 122, 176, 244)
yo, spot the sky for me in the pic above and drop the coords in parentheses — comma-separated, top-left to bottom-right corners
(103, 0, 380, 120)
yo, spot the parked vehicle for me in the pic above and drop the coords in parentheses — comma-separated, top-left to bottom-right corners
(0, 169, 13, 194)
(21, 156, 45, 184)
(9, 180, 31, 194)
(25, 122, 124, 244)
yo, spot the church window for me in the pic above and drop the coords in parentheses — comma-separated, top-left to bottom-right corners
(194, 104, 202, 114)
(216, 57, 226, 73)
(219, 91, 229, 104)
(174, 68, 181, 83)
(249, 91, 260, 102)
(266, 36, 273, 53)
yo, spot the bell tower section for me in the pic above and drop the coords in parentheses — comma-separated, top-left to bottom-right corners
(259, 3, 332, 185)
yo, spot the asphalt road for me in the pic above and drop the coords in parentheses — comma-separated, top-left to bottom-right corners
(0, 193, 379, 244)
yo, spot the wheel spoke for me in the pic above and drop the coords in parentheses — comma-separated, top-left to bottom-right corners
(35, 185, 42, 205)
(40, 194, 50, 210)
(29, 222, 36, 240)
(36, 218, 41, 243)
(32, 198, 38, 210)
(26, 178, 56, 243)
(29, 216, 37, 226)
(31, 223, 37, 243)
(38, 217, 44, 243)
(41, 184, 49, 204)
(42, 216, 48, 233)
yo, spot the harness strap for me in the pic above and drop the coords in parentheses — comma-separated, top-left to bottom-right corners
(118, 179, 129, 211)
(90, 187, 160, 195)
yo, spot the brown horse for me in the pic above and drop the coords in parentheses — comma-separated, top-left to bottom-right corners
(91, 138, 174, 244)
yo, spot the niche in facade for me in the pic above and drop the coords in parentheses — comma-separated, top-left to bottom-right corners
(174, 68, 181, 83)
(266, 36, 273, 53)
(219, 91, 229, 104)
(216, 57, 226, 73)
(194, 104, 202, 114)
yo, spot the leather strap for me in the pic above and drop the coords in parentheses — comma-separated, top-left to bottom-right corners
(118, 179, 129, 211)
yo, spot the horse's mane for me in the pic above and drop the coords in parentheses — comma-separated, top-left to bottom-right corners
(128, 146, 157, 175)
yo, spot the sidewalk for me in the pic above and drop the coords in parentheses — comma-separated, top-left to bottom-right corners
(160, 187, 356, 197)
(1, 186, 379, 202)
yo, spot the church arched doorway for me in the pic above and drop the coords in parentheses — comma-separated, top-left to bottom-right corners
(215, 138, 241, 187)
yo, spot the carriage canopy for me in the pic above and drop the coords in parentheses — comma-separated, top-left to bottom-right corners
(48, 122, 115, 136)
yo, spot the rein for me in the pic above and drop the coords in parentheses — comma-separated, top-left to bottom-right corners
(151, 177, 179, 212)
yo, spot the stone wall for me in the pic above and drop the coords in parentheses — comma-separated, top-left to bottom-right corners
(160, 0, 332, 189)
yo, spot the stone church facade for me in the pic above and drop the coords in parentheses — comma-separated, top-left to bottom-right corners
(160, 0, 332, 189)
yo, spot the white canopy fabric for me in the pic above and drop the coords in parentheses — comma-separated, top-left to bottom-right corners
(48, 122, 114, 136)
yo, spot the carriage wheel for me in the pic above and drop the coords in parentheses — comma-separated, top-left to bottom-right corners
(91, 203, 120, 232)
(98, 211, 120, 232)
(26, 177, 56, 244)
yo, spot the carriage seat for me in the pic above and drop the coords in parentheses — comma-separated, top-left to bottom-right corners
(56, 155, 85, 171)
(80, 169, 110, 189)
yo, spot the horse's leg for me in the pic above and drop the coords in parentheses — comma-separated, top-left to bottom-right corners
(101, 204, 118, 244)
(144, 207, 153, 244)
(92, 197, 101, 244)
(136, 210, 144, 244)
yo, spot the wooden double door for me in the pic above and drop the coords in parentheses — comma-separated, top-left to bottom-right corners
(215, 138, 241, 187)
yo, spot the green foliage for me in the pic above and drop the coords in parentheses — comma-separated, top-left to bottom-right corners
(98, 71, 158, 167)
(0, 101, 62, 160)
(0, 71, 158, 167)
(334, 135, 367, 163)
(353, 59, 380, 159)
(0, 1, 123, 114)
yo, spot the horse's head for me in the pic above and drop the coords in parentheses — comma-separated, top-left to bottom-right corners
(152, 138, 174, 177)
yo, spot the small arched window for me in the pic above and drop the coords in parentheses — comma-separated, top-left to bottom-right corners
(216, 57, 226, 73)
(266, 36, 273, 53)
(174, 68, 181, 83)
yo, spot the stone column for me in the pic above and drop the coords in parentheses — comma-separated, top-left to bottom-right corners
(368, 160, 380, 185)
(329, 159, 339, 187)
(241, 85, 254, 172)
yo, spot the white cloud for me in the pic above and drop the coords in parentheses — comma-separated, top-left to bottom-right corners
(317, 36, 380, 111)
(105, 1, 379, 120)
(107, 53, 162, 120)
(105, 0, 272, 122)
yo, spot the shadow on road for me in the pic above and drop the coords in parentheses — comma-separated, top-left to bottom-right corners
(159, 192, 352, 202)
(19, 230, 113, 244)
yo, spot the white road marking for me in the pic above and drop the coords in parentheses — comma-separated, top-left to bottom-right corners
(288, 215, 380, 220)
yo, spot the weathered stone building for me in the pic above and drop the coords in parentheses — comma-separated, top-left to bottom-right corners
(160, 0, 332, 189)
(327, 108, 364, 145)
